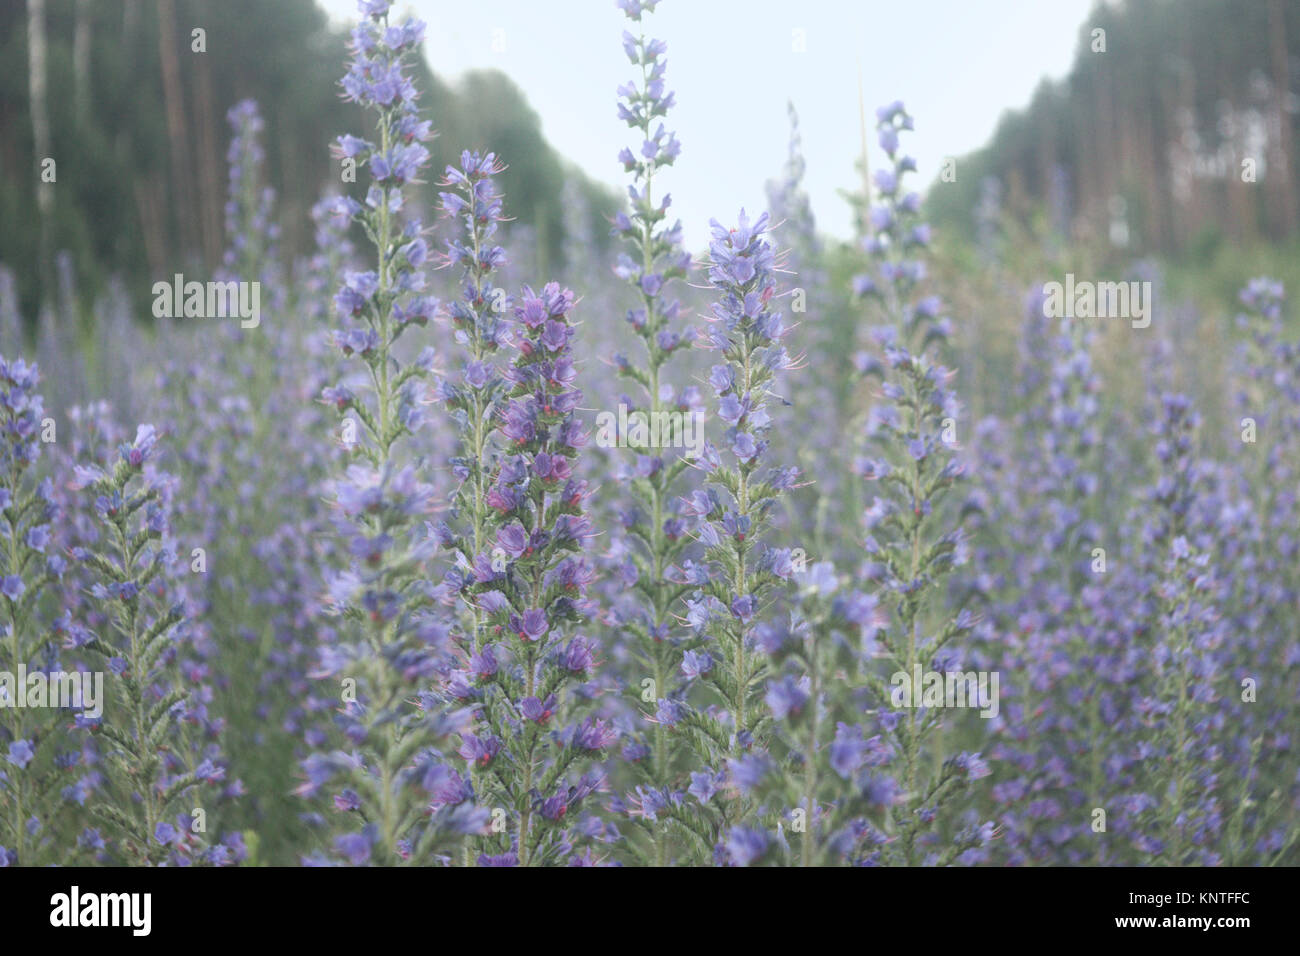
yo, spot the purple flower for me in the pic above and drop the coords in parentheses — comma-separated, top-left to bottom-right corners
(724, 827, 769, 866)
(333, 829, 375, 866)
(765, 676, 809, 721)
(572, 717, 617, 751)
(6, 740, 34, 769)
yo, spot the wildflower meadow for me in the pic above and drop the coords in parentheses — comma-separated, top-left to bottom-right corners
(0, 0, 1298, 894)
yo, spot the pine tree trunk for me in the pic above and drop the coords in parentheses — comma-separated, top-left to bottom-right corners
(73, 0, 91, 121)
(156, 0, 197, 260)
(1268, 0, 1298, 238)
(195, 50, 223, 266)
(27, 0, 53, 302)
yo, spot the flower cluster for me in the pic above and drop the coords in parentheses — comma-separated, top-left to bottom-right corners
(69, 425, 235, 864)
(221, 99, 281, 289)
(439, 277, 610, 866)
(851, 103, 993, 865)
(650, 210, 803, 862)
(1108, 394, 1228, 863)
(0, 356, 72, 866)
(751, 563, 893, 865)
(301, 0, 477, 865)
(601, 0, 700, 865)
(970, 297, 1106, 864)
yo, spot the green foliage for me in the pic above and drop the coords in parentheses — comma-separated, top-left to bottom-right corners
(0, 0, 617, 323)
(927, 0, 1300, 257)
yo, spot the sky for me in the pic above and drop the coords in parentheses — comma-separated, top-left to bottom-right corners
(318, 0, 1102, 245)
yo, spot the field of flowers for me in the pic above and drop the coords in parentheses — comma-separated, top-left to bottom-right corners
(0, 0, 1297, 868)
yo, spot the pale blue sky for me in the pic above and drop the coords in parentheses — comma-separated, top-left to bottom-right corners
(318, 0, 1101, 243)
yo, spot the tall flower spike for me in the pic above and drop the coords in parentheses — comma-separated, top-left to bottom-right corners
(442, 279, 610, 866)
(69, 426, 233, 865)
(221, 100, 280, 291)
(765, 104, 849, 566)
(1224, 279, 1300, 862)
(431, 149, 514, 865)
(969, 298, 1107, 864)
(852, 103, 993, 866)
(302, 1, 481, 866)
(1095, 393, 1227, 865)
(434, 149, 512, 640)
(0, 356, 78, 866)
(672, 210, 802, 864)
(604, 0, 698, 866)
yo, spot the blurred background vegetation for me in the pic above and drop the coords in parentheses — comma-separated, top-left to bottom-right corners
(0, 0, 1296, 864)
(1, 0, 1298, 339)
(926, 0, 1300, 276)
(0, 0, 619, 323)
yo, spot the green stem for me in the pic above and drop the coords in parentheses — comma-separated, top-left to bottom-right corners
(802, 634, 819, 867)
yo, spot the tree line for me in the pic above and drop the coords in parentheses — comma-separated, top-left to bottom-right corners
(0, 0, 617, 324)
